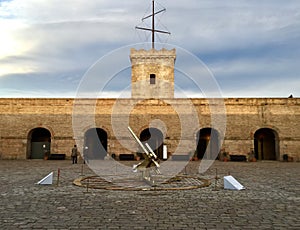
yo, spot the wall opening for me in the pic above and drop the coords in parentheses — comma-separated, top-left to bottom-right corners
(150, 74, 156, 84)
(140, 128, 163, 159)
(84, 128, 108, 160)
(196, 128, 219, 159)
(254, 128, 278, 160)
(28, 128, 51, 159)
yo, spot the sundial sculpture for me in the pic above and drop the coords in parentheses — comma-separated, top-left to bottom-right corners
(128, 126, 161, 183)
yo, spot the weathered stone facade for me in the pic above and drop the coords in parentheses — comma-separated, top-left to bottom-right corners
(0, 48, 299, 161)
(130, 48, 176, 98)
(0, 97, 299, 161)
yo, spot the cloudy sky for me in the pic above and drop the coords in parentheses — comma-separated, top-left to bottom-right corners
(0, 0, 299, 98)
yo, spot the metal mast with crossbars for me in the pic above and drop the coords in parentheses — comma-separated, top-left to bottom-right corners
(135, 0, 171, 49)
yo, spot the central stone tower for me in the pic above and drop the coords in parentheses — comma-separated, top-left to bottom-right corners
(131, 0, 176, 99)
(130, 48, 176, 98)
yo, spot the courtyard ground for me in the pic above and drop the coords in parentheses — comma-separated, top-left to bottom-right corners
(0, 160, 299, 229)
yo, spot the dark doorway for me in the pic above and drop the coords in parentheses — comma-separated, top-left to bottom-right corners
(140, 128, 164, 159)
(196, 128, 219, 159)
(254, 128, 277, 160)
(84, 128, 108, 160)
(28, 128, 51, 159)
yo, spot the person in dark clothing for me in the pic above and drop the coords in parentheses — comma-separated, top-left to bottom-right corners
(71, 145, 78, 164)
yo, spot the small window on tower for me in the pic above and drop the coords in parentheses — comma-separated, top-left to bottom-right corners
(150, 74, 156, 84)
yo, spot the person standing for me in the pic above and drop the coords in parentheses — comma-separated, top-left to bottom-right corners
(71, 145, 78, 164)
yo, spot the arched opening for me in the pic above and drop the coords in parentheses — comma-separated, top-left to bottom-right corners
(254, 128, 278, 160)
(140, 128, 164, 159)
(196, 128, 219, 159)
(28, 128, 51, 159)
(84, 128, 108, 160)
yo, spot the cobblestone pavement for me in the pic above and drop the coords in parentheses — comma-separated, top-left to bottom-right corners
(0, 159, 299, 229)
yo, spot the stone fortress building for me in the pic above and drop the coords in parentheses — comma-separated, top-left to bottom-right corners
(0, 47, 299, 162)
(0, 1, 299, 162)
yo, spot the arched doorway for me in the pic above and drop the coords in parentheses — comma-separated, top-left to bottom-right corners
(254, 128, 278, 160)
(28, 128, 51, 159)
(196, 128, 219, 159)
(140, 128, 164, 159)
(84, 128, 108, 160)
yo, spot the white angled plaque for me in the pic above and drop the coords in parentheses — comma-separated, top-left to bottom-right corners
(224, 175, 245, 190)
(36, 172, 53, 185)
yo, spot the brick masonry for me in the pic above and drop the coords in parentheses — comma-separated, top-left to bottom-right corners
(0, 97, 299, 161)
(130, 48, 176, 98)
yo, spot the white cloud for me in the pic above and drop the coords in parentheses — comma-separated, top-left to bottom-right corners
(0, 0, 300, 97)
(0, 19, 31, 59)
(221, 77, 300, 98)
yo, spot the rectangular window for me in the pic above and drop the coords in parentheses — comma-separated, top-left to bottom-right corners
(150, 74, 156, 84)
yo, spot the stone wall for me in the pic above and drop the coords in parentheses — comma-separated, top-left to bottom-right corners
(0, 98, 299, 161)
(130, 48, 176, 98)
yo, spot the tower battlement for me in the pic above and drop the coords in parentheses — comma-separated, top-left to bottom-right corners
(130, 48, 176, 62)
